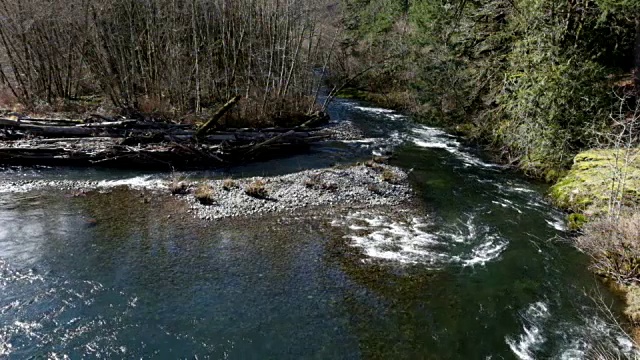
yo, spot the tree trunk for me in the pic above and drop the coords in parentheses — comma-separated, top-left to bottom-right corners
(635, 16, 640, 94)
(195, 95, 241, 138)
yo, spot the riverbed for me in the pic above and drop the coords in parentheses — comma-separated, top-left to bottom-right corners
(0, 98, 636, 359)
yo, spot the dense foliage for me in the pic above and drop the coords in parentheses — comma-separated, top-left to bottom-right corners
(339, 0, 640, 178)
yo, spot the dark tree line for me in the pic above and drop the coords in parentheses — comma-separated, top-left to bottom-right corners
(0, 0, 337, 123)
(339, 0, 640, 179)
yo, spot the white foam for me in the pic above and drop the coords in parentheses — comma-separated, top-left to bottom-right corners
(492, 199, 524, 214)
(333, 211, 507, 267)
(0, 175, 167, 194)
(545, 215, 567, 232)
(510, 187, 537, 194)
(339, 130, 404, 157)
(95, 175, 165, 189)
(352, 105, 407, 121)
(458, 239, 509, 266)
(411, 125, 503, 169)
(442, 213, 509, 266)
(506, 302, 550, 360)
(339, 138, 379, 144)
(0, 333, 11, 357)
(343, 214, 444, 265)
(48, 352, 71, 360)
(353, 106, 396, 114)
(558, 316, 640, 359)
(507, 301, 640, 359)
(412, 140, 452, 149)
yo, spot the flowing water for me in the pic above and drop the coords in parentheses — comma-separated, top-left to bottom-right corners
(0, 99, 637, 359)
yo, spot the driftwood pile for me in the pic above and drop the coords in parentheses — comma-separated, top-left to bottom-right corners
(0, 108, 330, 169)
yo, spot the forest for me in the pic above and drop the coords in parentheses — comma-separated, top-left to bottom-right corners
(338, 0, 639, 179)
(0, 0, 341, 166)
(0, 0, 337, 124)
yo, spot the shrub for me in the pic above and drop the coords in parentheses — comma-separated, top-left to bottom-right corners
(365, 160, 384, 170)
(372, 156, 389, 164)
(195, 184, 215, 205)
(321, 182, 339, 192)
(222, 178, 237, 191)
(567, 213, 587, 231)
(245, 180, 268, 199)
(170, 181, 189, 195)
(576, 212, 640, 285)
(0, 87, 21, 110)
(304, 174, 338, 192)
(368, 184, 385, 195)
(381, 169, 400, 184)
(304, 177, 319, 189)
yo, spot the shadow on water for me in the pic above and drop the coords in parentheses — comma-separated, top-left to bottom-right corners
(0, 98, 636, 359)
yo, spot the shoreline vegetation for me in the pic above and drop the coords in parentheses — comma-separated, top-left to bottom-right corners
(332, 0, 640, 349)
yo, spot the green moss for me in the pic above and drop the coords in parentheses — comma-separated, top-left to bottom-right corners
(335, 88, 413, 111)
(567, 213, 587, 231)
(335, 88, 371, 100)
(452, 123, 479, 137)
(549, 148, 640, 215)
(625, 284, 640, 323)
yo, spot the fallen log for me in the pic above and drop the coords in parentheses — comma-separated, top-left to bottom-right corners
(195, 95, 242, 138)
(243, 130, 295, 158)
(0, 110, 335, 169)
(76, 120, 137, 128)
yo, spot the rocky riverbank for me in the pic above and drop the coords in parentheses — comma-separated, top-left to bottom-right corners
(0, 162, 413, 221)
(177, 162, 412, 220)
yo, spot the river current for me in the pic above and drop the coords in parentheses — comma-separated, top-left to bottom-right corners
(0, 98, 637, 359)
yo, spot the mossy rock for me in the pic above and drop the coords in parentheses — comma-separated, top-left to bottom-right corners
(549, 148, 640, 216)
(335, 88, 412, 111)
(625, 284, 640, 323)
(453, 122, 479, 137)
(567, 213, 587, 231)
(335, 88, 371, 100)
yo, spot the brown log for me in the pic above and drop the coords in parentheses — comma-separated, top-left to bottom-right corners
(195, 95, 242, 138)
(0, 110, 331, 168)
(244, 130, 295, 156)
(76, 120, 137, 128)
(15, 117, 83, 125)
(1, 124, 98, 137)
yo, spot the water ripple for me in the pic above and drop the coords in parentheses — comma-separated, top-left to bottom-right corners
(332, 210, 508, 267)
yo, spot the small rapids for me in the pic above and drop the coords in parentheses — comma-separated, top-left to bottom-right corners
(506, 301, 639, 359)
(331, 211, 508, 267)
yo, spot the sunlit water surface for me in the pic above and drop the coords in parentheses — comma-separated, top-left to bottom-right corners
(0, 99, 636, 359)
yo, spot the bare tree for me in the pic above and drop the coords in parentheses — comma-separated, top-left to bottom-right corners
(0, 0, 338, 123)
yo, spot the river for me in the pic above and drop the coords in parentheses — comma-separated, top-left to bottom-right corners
(0, 98, 636, 359)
